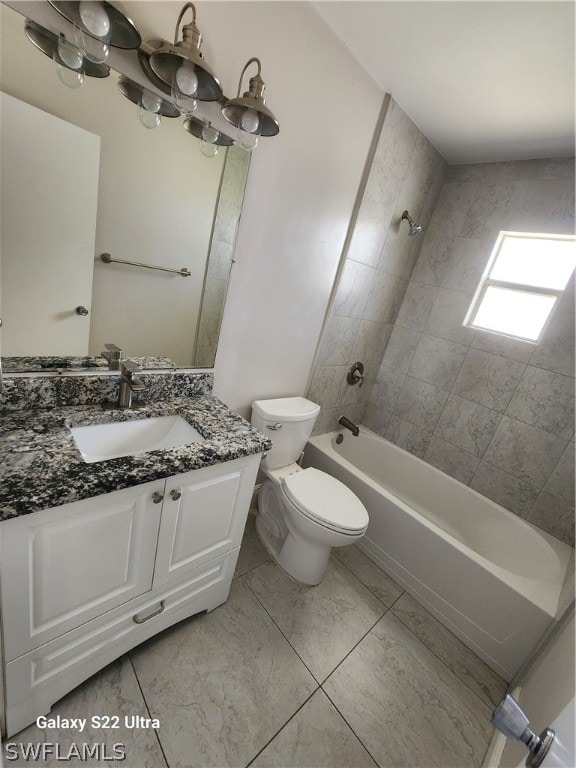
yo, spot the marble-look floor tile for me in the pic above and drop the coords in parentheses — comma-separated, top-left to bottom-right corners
(391, 593, 506, 708)
(333, 544, 404, 607)
(235, 512, 270, 575)
(324, 612, 494, 768)
(244, 558, 385, 682)
(4, 658, 166, 768)
(130, 579, 317, 768)
(251, 689, 377, 768)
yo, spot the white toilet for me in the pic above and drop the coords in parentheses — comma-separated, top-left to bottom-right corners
(251, 397, 369, 585)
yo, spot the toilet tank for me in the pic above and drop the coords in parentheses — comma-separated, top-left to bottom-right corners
(251, 397, 321, 470)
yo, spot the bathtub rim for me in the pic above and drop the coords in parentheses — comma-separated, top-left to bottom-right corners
(305, 427, 571, 620)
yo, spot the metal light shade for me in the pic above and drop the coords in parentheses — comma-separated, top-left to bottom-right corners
(117, 77, 180, 118)
(24, 19, 109, 77)
(148, 3, 222, 102)
(138, 38, 174, 97)
(183, 116, 234, 146)
(221, 58, 279, 137)
(48, 1, 141, 49)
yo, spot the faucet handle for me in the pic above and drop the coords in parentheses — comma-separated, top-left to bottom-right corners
(102, 343, 123, 370)
(121, 359, 141, 377)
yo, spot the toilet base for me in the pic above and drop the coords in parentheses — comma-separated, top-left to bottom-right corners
(255, 514, 330, 585)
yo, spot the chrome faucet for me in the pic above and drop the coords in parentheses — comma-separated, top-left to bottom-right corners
(101, 343, 123, 370)
(338, 416, 360, 437)
(117, 360, 145, 408)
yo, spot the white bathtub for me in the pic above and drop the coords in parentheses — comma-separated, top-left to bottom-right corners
(303, 427, 572, 680)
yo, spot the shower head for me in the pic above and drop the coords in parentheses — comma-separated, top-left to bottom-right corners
(401, 210, 423, 236)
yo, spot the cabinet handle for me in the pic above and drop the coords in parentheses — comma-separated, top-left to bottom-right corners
(152, 492, 164, 504)
(170, 489, 182, 501)
(133, 600, 165, 624)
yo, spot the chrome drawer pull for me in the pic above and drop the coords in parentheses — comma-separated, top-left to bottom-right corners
(266, 422, 283, 430)
(170, 489, 182, 501)
(152, 492, 164, 504)
(133, 600, 165, 624)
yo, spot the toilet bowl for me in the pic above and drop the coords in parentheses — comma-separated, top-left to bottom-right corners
(251, 397, 369, 585)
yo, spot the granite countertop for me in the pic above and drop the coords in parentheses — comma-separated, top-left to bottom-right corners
(0, 396, 271, 521)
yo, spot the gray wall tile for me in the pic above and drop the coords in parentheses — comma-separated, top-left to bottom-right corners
(395, 283, 439, 331)
(317, 315, 360, 366)
(527, 491, 575, 547)
(435, 394, 502, 457)
(471, 329, 535, 364)
(483, 416, 568, 489)
(381, 325, 421, 373)
(369, 364, 406, 412)
(411, 234, 456, 287)
(424, 287, 476, 345)
(394, 376, 449, 432)
(470, 462, 540, 518)
(453, 349, 526, 411)
(424, 436, 480, 484)
(379, 413, 432, 458)
(408, 335, 468, 390)
(506, 366, 575, 439)
(332, 259, 376, 319)
(441, 237, 490, 293)
(543, 442, 575, 506)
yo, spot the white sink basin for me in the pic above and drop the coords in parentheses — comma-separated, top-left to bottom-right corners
(70, 415, 205, 464)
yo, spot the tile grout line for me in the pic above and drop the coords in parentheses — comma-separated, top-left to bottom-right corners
(240, 573, 321, 685)
(388, 610, 503, 714)
(127, 653, 171, 768)
(243, 687, 319, 768)
(331, 550, 406, 611)
(320, 685, 381, 768)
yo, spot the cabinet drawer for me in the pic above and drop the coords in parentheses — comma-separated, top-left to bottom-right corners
(0, 480, 164, 662)
(4, 549, 238, 738)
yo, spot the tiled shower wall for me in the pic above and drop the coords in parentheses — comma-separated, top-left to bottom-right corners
(307, 97, 447, 434)
(364, 158, 575, 546)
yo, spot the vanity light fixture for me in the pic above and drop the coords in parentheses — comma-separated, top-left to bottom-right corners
(183, 115, 233, 158)
(221, 57, 279, 150)
(117, 76, 180, 130)
(24, 19, 109, 90)
(48, 1, 141, 64)
(148, 2, 222, 116)
(401, 210, 423, 236)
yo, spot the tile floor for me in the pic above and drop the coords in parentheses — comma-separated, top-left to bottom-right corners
(4, 514, 506, 767)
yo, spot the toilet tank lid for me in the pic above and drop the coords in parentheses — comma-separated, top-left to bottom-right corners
(252, 397, 321, 422)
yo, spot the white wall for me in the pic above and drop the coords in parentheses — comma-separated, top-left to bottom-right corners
(180, 2, 384, 416)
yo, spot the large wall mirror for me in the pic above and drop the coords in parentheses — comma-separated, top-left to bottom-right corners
(0, 2, 249, 373)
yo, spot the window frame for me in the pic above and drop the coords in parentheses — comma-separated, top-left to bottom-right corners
(464, 231, 575, 343)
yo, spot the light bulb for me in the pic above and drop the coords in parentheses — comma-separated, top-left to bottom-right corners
(200, 141, 219, 158)
(73, 22, 109, 63)
(141, 90, 162, 114)
(240, 107, 260, 134)
(57, 35, 83, 69)
(238, 129, 259, 151)
(137, 106, 161, 129)
(79, 1, 110, 38)
(174, 60, 198, 96)
(54, 56, 84, 89)
(202, 124, 219, 144)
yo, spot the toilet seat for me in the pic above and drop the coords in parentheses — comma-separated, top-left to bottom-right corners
(282, 468, 368, 534)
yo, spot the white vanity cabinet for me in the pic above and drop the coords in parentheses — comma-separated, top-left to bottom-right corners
(0, 453, 260, 737)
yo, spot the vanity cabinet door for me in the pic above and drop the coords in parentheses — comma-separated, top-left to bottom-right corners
(0, 480, 164, 662)
(152, 455, 259, 588)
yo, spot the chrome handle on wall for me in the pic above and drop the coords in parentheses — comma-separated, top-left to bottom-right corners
(266, 423, 283, 430)
(132, 600, 165, 624)
(491, 694, 555, 768)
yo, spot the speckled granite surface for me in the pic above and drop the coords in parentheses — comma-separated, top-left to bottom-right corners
(0, 371, 214, 412)
(0, 395, 271, 521)
(2, 356, 177, 372)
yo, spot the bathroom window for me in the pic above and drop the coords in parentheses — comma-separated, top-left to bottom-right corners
(465, 231, 576, 342)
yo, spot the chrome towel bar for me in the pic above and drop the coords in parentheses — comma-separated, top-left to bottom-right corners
(100, 253, 191, 277)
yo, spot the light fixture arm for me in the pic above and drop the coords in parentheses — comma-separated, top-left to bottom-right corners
(174, 2, 201, 52)
(237, 57, 264, 98)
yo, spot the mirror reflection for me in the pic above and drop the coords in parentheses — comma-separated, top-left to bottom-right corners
(0, 4, 248, 372)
